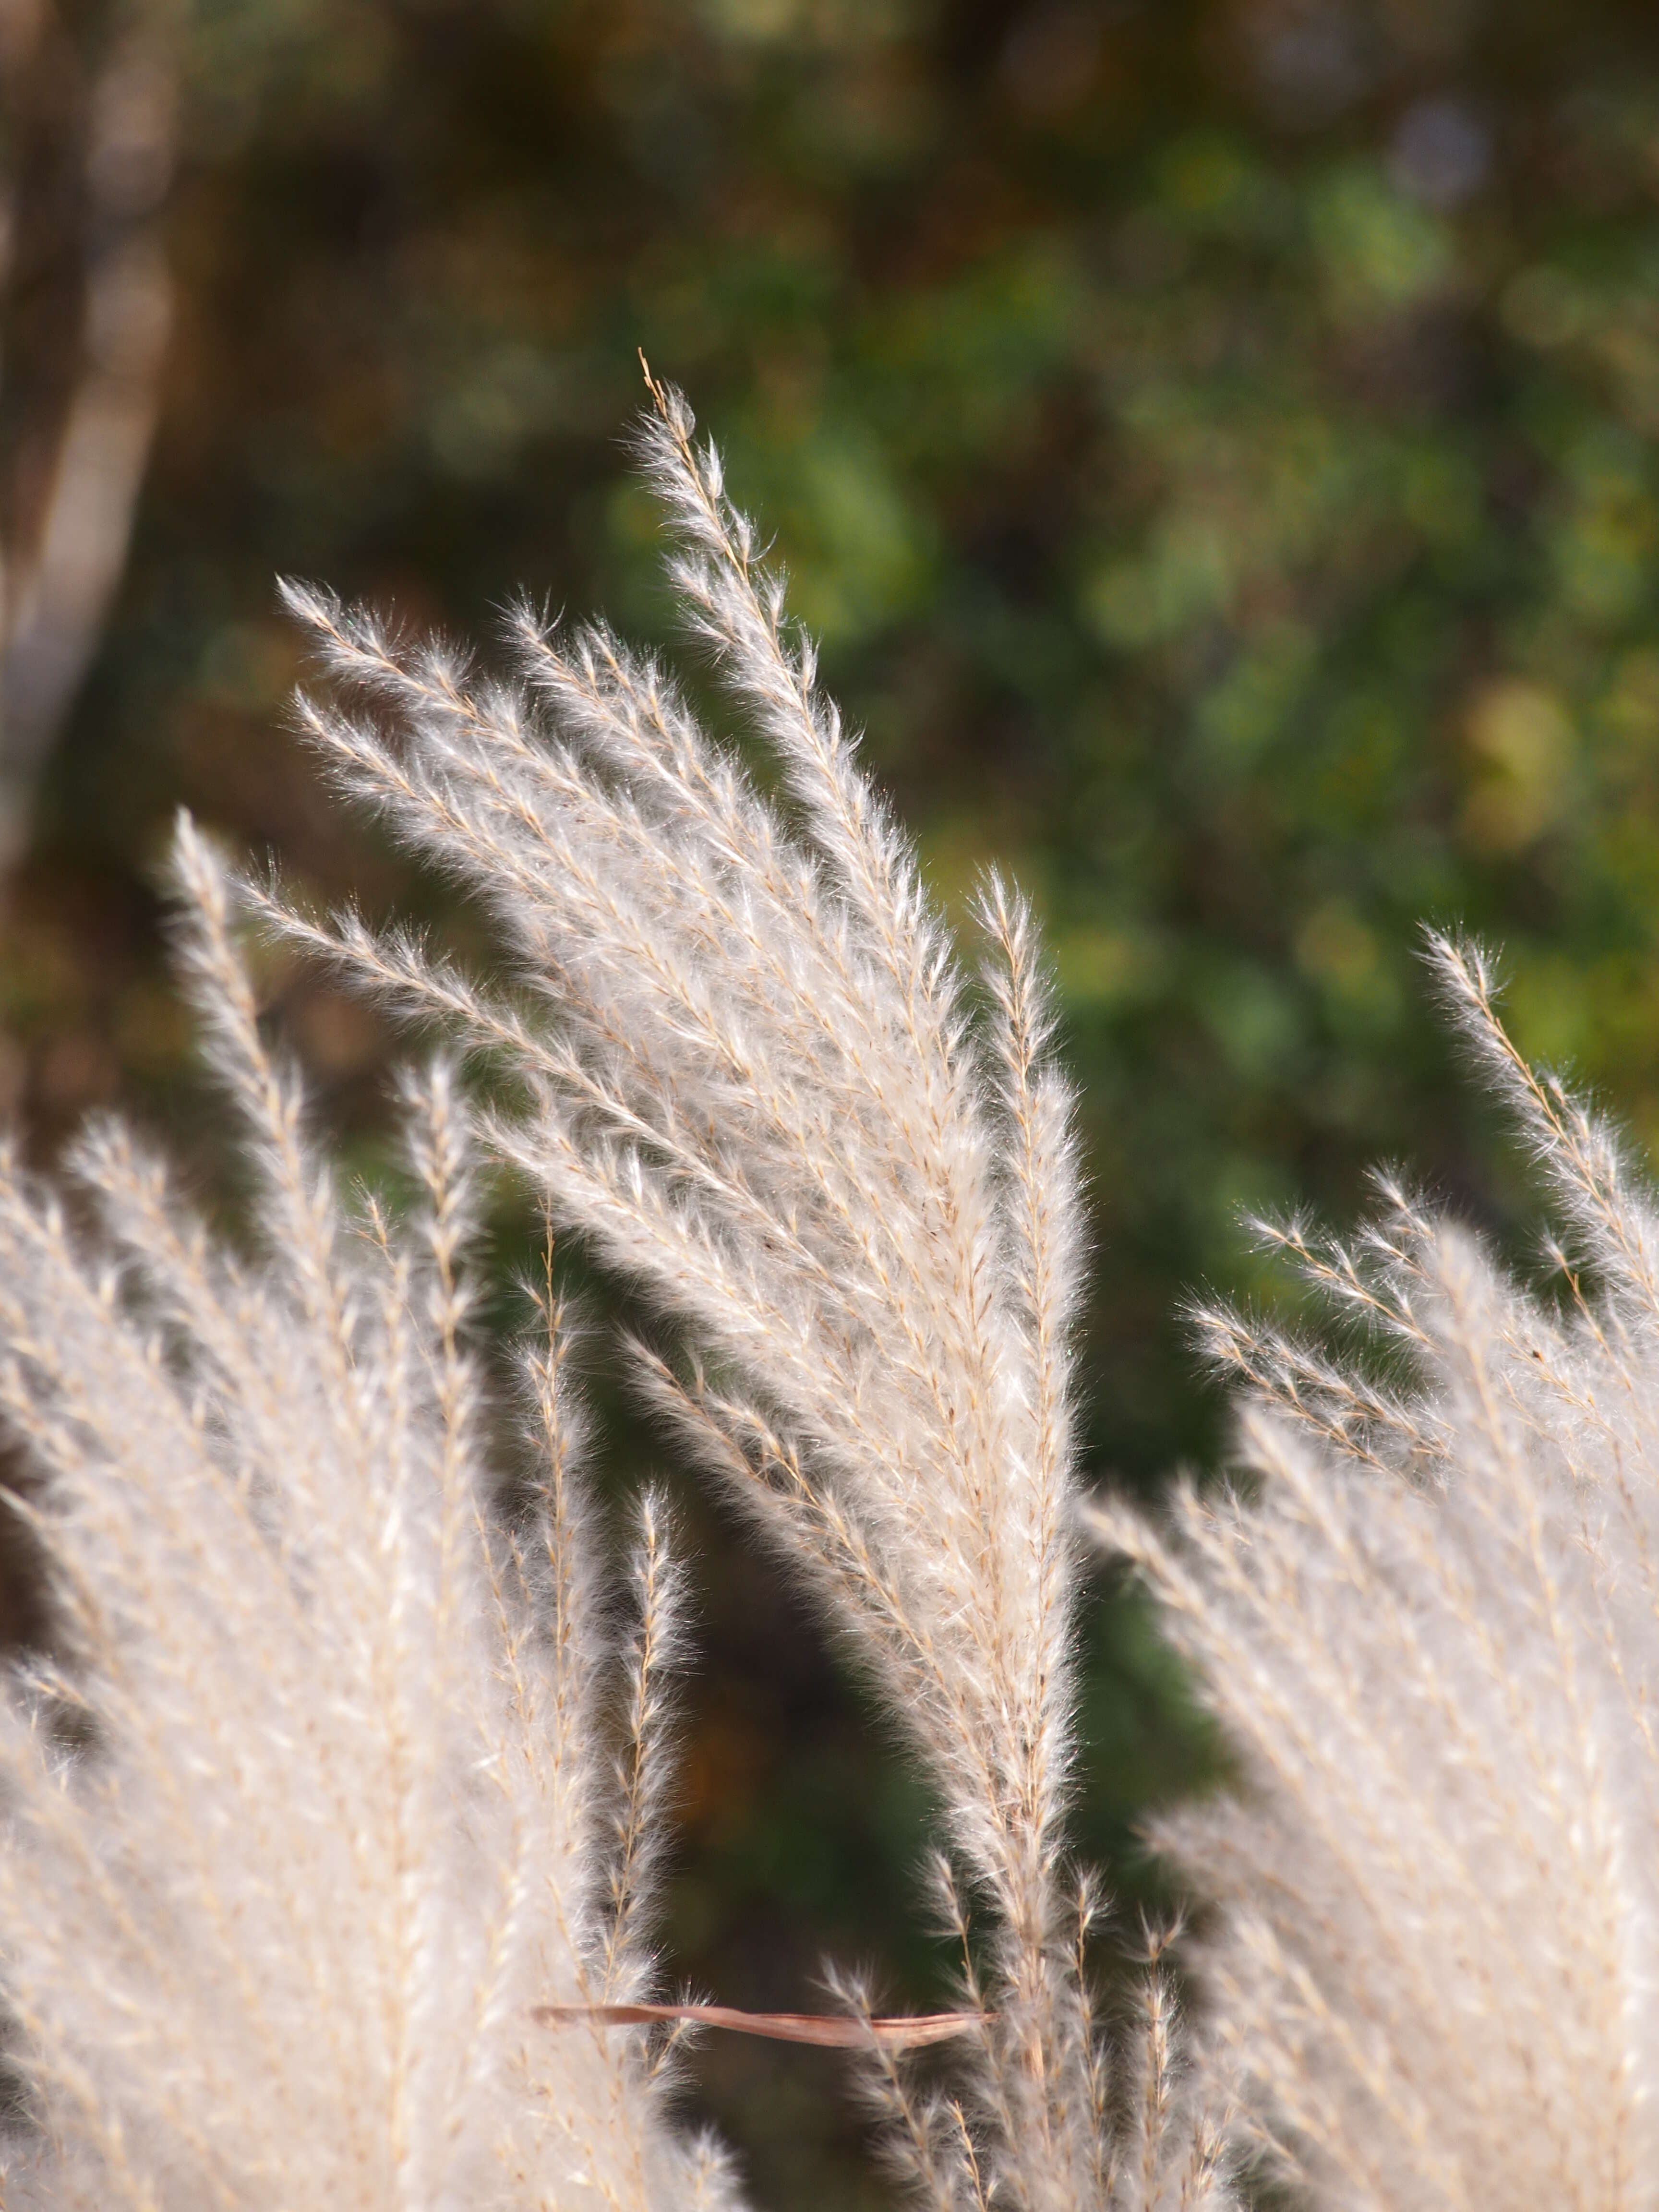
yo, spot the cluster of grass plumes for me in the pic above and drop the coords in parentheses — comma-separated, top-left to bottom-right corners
(33, 373, 1659, 2212)
(0, 382, 1231, 2212)
(0, 821, 739, 2212)
(1093, 936, 1659, 2211)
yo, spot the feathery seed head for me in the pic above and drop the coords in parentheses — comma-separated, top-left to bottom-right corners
(1098, 937, 1659, 2212)
(257, 377, 1218, 2212)
(0, 823, 730, 2212)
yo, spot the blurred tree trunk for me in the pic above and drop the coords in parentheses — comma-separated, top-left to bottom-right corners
(0, 0, 176, 871)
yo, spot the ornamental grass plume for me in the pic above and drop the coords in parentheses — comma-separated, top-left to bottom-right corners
(1092, 937, 1659, 2212)
(0, 820, 739, 2212)
(244, 373, 1229, 2212)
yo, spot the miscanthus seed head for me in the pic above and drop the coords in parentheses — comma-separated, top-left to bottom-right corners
(1094, 935, 1659, 2212)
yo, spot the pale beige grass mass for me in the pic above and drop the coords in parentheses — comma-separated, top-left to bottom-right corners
(0, 380, 1642, 2212)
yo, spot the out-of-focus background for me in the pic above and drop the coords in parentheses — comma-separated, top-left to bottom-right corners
(6, 0, 1659, 2199)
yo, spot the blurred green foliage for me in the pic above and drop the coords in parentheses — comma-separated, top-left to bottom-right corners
(14, 0, 1659, 2200)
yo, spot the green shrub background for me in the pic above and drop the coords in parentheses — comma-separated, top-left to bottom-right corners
(14, 1, 1659, 2199)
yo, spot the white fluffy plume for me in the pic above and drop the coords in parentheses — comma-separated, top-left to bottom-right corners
(250, 377, 1229, 2212)
(1093, 936, 1659, 2212)
(0, 817, 738, 2212)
